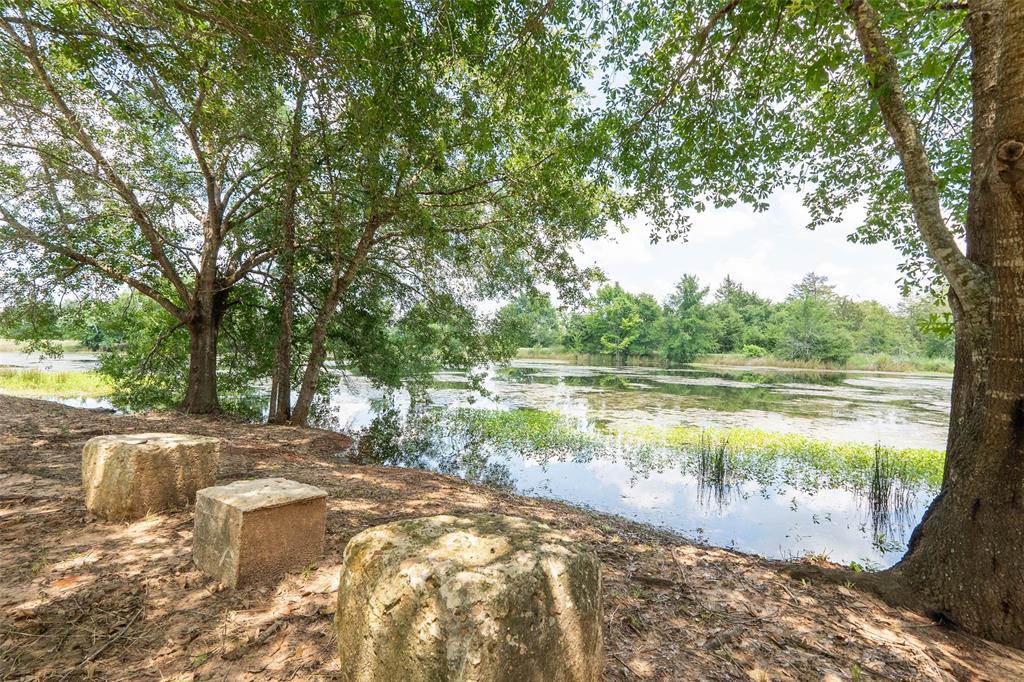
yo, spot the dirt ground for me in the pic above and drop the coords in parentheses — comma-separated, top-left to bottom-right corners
(1, 395, 1023, 681)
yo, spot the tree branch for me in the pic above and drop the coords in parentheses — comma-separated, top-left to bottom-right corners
(222, 248, 277, 289)
(0, 15, 194, 309)
(629, 0, 741, 131)
(0, 206, 188, 321)
(840, 0, 989, 316)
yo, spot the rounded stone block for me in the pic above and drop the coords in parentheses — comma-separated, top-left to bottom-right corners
(193, 478, 327, 588)
(334, 513, 602, 682)
(81, 433, 219, 520)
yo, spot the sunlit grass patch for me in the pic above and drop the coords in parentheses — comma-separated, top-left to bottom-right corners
(0, 368, 112, 398)
(448, 407, 598, 453)
(611, 424, 944, 491)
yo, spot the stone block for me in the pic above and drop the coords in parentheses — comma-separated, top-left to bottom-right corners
(334, 513, 602, 682)
(82, 433, 219, 520)
(192, 478, 327, 588)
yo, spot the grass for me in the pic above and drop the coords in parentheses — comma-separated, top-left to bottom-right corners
(423, 406, 945, 494)
(0, 368, 112, 398)
(608, 423, 945, 491)
(696, 352, 954, 375)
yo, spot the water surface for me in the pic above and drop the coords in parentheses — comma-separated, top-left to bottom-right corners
(9, 351, 951, 567)
(327, 360, 949, 568)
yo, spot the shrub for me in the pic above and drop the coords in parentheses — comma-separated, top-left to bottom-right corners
(740, 344, 767, 358)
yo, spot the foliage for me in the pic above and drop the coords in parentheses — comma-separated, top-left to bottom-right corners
(0, 0, 617, 416)
(659, 274, 716, 363)
(599, 0, 971, 294)
(564, 283, 661, 362)
(776, 274, 854, 363)
(740, 344, 767, 358)
(525, 272, 954, 366)
(495, 292, 564, 349)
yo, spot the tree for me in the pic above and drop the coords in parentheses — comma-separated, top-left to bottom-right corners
(496, 293, 563, 349)
(849, 300, 914, 355)
(568, 283, 662, 362)
(605, 0, 1024, 645)
(660, 274, 716, 362)
(901, 295, 955, 359)
(0, 1, 613, 422)
(268, 0, 612, 426)
(777, 274, 854, 363)
(708, 275, 776, 351)
(0, 1, 285, 412)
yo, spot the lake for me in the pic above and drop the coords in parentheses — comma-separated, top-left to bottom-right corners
(5, 351, 951, 568)
(319, 360, 950, 568)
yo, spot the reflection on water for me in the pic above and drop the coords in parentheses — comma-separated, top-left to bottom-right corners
(0, 351, 100, 373)
(331, 360, 950, 568)
(352, 401, 937, 568)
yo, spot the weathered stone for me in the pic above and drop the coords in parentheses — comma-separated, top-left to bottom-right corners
(81, 433, 219, 520)
(192, 478, 327, 588)
(334, 513, 602, 682)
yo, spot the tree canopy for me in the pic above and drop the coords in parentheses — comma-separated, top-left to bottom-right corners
(0, 0, 615, 417)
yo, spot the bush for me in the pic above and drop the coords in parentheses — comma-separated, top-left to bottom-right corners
(740, 344, 767, 358)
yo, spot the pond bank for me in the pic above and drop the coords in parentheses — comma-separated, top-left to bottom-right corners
(516, 348, 955, 375)
(1, 396, 1020, 680)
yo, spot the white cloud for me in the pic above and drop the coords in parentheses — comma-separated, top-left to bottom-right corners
(576, 189, 907, 306)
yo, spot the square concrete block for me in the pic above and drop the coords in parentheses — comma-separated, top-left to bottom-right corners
(82, 433, 220, 521)
(192, 478, 327, 588)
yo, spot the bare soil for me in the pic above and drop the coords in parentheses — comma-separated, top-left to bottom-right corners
(1, 395, 1022, 681)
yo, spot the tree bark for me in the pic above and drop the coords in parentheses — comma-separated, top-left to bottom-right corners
(183, 314, 220, 413)
(290, 213, 383, 426)
(895, 149, 1024, 646)
(268, 79, 307, 424)
(182, 210, 226, 414)
(841, 0, 1024, 647)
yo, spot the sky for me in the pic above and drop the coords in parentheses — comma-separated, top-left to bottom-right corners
(574, 189, 910, 307)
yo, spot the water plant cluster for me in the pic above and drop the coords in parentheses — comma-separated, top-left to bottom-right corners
(613, 424, 944, 492)
(354, 404, 944, 536)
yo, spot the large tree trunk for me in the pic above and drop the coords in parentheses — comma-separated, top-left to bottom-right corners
(838, 0, 1024, 648)
(182, 213, 227, 414)
(890, 0, 1024, 649)
(183, 313, 220, 414)
(894, 177, 1024, 646)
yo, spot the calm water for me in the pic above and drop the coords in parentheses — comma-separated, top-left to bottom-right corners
(324, 361, 950, 568)
(7, 350, 952, 568)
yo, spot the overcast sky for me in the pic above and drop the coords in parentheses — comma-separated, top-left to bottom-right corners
(574, 188, 909, 307)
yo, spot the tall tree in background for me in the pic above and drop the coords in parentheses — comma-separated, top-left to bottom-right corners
(605, 0, 1024, 645)
(659, 274, 715, 363)
(777, 273, 853, 363)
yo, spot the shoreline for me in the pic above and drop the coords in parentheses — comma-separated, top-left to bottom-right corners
(1, 395, 1020, 679)
(516, 349, 955, 376)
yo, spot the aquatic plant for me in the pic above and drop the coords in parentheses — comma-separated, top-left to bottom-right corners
(613, 424, 944, 492)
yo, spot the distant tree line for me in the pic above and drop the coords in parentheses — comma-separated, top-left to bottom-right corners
(498, 273, 954, 365)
